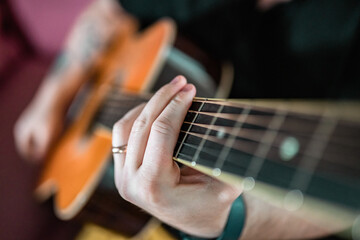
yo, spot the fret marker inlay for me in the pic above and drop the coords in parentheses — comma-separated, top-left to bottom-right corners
(289, 116, 337, 191)
(284, 190, 304, 211)
(212, 168, 221, 177)
(216, 127, 226, 139)
(242, 177, 255, 191)
(280, 137, 300, 161)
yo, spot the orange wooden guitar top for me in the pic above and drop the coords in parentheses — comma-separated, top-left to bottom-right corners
(35, 18, 176, 220)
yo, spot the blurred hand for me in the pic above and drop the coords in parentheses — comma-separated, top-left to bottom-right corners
(14, 99, 63, 163)
(112, 76, 242, 238)
(13, 0, 125, 163)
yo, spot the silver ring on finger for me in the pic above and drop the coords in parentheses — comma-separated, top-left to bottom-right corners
(112, 144, 127, 154)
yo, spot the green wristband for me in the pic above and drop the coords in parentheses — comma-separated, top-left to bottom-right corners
(178, 195, 246, 240)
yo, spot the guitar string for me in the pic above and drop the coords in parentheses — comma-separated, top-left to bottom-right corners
(244, 109, 287, 179)
(186, 110, 360, 145)
(95, 95, 360, 172)
(98, 100, 360, 146)
(213, 106, 251, 171)
(104, 91, 359, 134)
(99, 94, 360, 152)
(175, 99, 206, 159)
(101, 93, 360, 160)
(178, 118, 359, 177)
(181, 121, 359, 151)
(95, 95, 360, 165)
(289, 114, 339, 191)
(180, 121, 359, 151)
(100, 92, 358, 202)
(177, 129, 360, 174)
(190, 104, 224, 166)
(175, 150, 359, 197)
(175, 142, 360, 198)
(177, 129, 359, 167)
(101, 98, 360, 164)
(176, 141, 359, 181)
(97, 92, 360, 171)
(102, 89, 357, 131)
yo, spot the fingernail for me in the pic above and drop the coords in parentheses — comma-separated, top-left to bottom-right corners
(170, 76, 182, 85)
(181, 84, 193, 92)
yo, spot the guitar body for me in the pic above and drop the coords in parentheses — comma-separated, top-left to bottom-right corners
(36, 18, 177, 219)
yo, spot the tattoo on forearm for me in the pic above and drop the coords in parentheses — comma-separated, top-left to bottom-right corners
(50, 50, 70, 78)
(48, 11, 116, 80)
(79, 20, 107, 64)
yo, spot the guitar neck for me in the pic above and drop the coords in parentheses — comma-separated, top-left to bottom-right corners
(173, 98, 360, 212)
(94, 91, 360, 212)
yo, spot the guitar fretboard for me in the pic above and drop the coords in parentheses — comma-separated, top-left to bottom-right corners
(92, 90, 360, 211)
(173, 99, 360, 211)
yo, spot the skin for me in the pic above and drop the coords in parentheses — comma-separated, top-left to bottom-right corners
(112, 76, 242, 238)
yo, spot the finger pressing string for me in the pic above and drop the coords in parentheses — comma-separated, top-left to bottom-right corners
(124, 76, 187, 170)
(142, 83, 196, 180)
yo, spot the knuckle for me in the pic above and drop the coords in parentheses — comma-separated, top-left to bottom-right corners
(167, 96, 183, 113)
(172, 94, 185, 106)
(152, 116, 174, 136)
(156, 85, 171, 98)
(131, 116, 148, 133)
(113, 103, 147, 134)
(113, 118, 127, 134)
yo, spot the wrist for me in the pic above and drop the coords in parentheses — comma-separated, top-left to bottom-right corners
(166, 196, 246, 240)
(32, 81, 68, 116)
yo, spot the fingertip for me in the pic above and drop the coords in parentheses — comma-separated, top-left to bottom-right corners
(181, 83, 195, 92)
(180, 84, 196, 99)
(170, 75, 187, 85)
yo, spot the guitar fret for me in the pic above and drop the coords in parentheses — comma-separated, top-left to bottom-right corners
(90, 90, 360, 211)
(190, 105, 224, 166)
(289, 115, 338, 191)
(192, 99, 276, 115)
(179, 120, 360, 183)
(174, 100, 206, 159)
(244, 109, 287, 180)
(213, 106, 251, 174)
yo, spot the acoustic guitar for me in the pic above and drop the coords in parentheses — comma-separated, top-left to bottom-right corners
(35, 17, 360, 239)
(35, 16, 231, 238)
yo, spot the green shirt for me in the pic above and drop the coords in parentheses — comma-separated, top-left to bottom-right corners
(119, 0, 360, 98)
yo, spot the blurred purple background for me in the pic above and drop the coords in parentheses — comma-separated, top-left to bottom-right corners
(0, 0, 90, 239)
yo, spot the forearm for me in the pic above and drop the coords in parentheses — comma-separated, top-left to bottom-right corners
(240, 193, 333, 239)
(33, 0, 124, 113)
